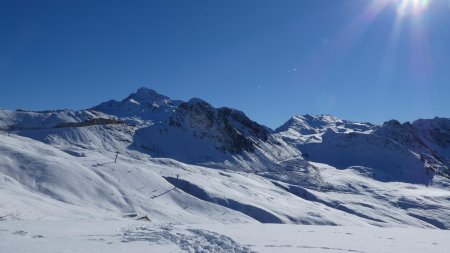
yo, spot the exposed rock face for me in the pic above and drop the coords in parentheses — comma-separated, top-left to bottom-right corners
(373, 118, 450, 169)
(169, 98, 270, 154)
(89, 88, 301, 170)
(55, 118, 126, 128)
(92, 88, 282, 159)
(413, 117, 450, 150)
(373, 120, 433, 156)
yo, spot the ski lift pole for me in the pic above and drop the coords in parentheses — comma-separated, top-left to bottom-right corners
(114, 152, 119, 163)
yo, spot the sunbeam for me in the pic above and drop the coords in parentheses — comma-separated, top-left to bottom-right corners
(294, 0, 391, 84)
(379, 13, 405, 84)
(394, 0, 431, 16)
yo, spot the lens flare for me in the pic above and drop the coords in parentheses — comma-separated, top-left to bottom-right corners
(395, 0, 430, 15)
(295, 0, 439, 87)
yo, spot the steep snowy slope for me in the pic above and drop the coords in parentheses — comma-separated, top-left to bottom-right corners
(370, 119, 450, 178)
(374, 118, 450, 170)
(276, 115, 450, 183)
(133, 98, 300, 171)
(373, 120, 433, 155)
(413, 117, 450, 162)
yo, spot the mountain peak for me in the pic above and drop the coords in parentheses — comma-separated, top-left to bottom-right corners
(276, 114, 343, 134)
(276, 114, 373, 135)
(91, 87, 180, 122)
(136, 86, 155, 93)
(134, 87, 161, 96)
(126, 87, 171, 104)
(185, 97, 211, 106)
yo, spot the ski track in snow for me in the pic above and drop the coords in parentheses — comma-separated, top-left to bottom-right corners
(121, 225, 255, 253)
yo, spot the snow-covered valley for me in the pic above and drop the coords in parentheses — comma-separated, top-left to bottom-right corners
(1, 87, 450, 252)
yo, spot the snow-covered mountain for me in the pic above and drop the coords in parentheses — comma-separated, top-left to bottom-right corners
(1, 88, 300, 171)
(132, 96, 300, 170)
(91, 87, 299, 170)
(276, 114, 450, 183)
(91, 87, 181, 125)
(374, 118, 450, 169)
(1, 87, 450, 251)
(275, 114, 373, 137)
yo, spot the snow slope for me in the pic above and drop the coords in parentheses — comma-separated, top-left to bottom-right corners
(0, 109, 119, 131)
(0, 132, 256, 224)
(2, 131, 450, 229)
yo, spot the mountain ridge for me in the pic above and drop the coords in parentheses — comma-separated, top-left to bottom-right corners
(1, 87, 448, 178)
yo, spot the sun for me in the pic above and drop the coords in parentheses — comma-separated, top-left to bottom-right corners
(394, 0, 431, 16)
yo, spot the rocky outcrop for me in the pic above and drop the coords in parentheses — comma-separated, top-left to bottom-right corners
(55, 118, 126, 128)
(169, 98, 270, 154)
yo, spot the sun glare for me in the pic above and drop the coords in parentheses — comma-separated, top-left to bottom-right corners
(394, 0, 430, 15)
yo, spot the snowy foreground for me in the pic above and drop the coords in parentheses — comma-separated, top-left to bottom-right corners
(1, 220, 449, 253)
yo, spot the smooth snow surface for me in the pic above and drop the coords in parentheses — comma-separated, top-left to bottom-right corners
(1, 220, 450, 253)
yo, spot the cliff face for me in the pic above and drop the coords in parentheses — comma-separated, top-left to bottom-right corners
(169, 98, 270, 154)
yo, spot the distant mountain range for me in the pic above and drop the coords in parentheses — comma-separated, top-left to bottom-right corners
(2, 87, 448, 179)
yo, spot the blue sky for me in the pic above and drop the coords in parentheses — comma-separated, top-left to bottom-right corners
(1, 0, 449, 128)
